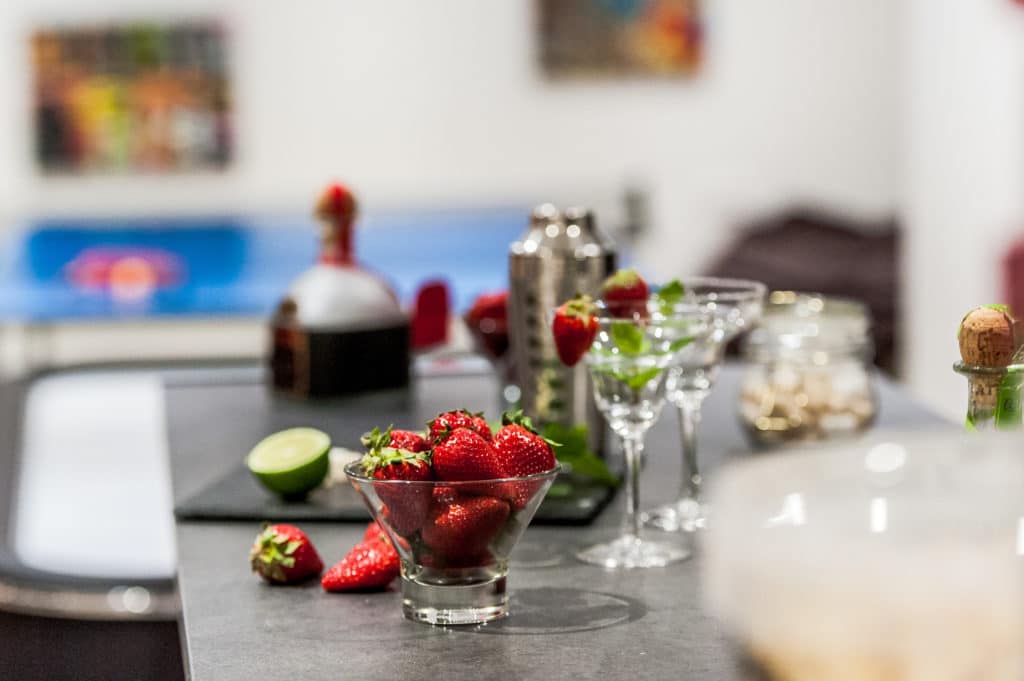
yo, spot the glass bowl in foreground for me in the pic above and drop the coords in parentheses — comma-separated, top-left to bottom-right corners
(702, 431, 1023, 681)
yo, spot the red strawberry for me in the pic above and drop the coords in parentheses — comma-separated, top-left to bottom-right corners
(428, 409, 492, 445)
(432, 485, 458, 505)
(388, 429, 429, 452)
(360, 429, 433, 537)
(602, 268, 649, 319)
(250, 523, 323, 585)
(362, 520, 388, 544)
(492, 411, 557, 509)
(493, 410, 556, 477)
(432, 428, 506, 482)
(361, 425, 429, 453)
(421, 496, 510, 564)
(464, 291, 509, 359)
(552, 295, 599, 366)
(321, 538, 399, 592)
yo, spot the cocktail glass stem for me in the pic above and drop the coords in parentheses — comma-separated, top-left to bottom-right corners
(677, 394, 705, 504)
(621, 434, 644, 542)
(642, 383, 713, 533)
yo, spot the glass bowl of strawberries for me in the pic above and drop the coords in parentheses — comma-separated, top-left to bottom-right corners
(345, 409, 560, 625)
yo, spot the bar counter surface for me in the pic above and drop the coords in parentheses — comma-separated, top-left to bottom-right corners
(168, 365, 948, 681)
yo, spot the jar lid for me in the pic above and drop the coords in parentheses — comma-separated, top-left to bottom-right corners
(742, 291, 872, 362)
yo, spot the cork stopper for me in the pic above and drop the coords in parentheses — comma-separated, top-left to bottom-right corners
(958, 306, 1017, 367)
(314, 182, 357, 265)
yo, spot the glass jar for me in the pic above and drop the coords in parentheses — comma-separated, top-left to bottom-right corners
(738, 291, 877, 446)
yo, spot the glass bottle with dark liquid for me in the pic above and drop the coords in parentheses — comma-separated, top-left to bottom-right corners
(270, 183, 409, 398)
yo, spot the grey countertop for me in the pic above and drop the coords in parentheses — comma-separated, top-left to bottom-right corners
(168, 365, 949, 681)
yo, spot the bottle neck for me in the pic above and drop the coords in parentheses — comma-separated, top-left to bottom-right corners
(318, 219, 354, 266)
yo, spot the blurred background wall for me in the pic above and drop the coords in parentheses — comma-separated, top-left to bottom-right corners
(0, 1, 899, 242)
(0, 0, 1021, 417)
(904, 0, 1024, 418)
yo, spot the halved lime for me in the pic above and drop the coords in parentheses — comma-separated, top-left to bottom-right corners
(246, 428, 331, 498)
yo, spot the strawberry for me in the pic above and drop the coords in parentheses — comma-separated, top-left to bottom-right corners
(464, 291, 509, 359)
(321, 538, 399, 592)
(492, 411, 557, 509)
(552, 295, 599, 366)
(362, 520, 388, 544)
(360, 429, 433, 536)
(432, 428, 506, 482)
(389, 429, 429, 452)
(432, 485, 458, 505)
(602, 268, 649, 319)
(421, 496, 510, 564)
(250, 523, 323, 585)
(493, 410, 556, 477)
(428, 409, 492, 445)
(361, 425, 428, 453)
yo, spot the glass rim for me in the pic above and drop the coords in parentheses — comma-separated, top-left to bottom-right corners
(344, 460, 562, 485)
(953, 361, 1024, 376)
(546, 299, 709, 326)
(670, 276, 767, 302)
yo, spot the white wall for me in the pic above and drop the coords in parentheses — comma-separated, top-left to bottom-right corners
(0, 0, 900, 275)
(904, 0, 1024, 417)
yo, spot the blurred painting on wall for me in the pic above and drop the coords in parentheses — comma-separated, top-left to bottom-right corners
(538, 0, 702, 78)
(31, 21, 232, 174)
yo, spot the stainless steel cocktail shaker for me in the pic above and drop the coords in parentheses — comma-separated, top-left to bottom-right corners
(508, 204, 616, 455)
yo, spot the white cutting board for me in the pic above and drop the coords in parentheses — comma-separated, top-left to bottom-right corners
(13, 371, 176, 579)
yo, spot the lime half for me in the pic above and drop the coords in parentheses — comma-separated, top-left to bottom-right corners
(246, 427, 331, 498)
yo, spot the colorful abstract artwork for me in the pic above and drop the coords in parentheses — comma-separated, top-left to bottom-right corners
(31, 21, 232, 173)
(538, 0, 703, 78)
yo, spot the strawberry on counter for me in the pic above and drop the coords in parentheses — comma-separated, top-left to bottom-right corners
(250, 523, 324, 585)
(321, 534, 399, 592)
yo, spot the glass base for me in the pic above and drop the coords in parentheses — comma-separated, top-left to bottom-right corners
(401, 571, 508, 625)
(642, 497, 706, 533)
(575, 534, 691, 569)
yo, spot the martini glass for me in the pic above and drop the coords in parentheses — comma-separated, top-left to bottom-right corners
(644, 277, 766, 533)
(573, 300, 709, 568)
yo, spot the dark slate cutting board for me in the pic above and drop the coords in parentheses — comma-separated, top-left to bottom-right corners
(173, 464, 615, 525)
(167, 367, 615, 525)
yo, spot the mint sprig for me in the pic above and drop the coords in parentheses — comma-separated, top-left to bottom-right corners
(542, 423, 618, 487)
(610, 321, 650, 355)
(655, 279, 686, 314)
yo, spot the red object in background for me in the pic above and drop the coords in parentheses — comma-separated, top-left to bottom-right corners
(411, 280, 450, 350)
(1002, 237, 1024, 316)
(464, 291, 509, 360)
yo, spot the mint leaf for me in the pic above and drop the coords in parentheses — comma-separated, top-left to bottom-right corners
(655, 279, 685, 305)
(668, 336, 695, 352)
(610, 321, 649, 355)
(545, 482, 574, 498)
(542, 423, 618, 486)
(624, 367, 662, 391)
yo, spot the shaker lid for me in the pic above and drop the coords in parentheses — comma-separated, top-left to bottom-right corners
(510, 203, 614, 259)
